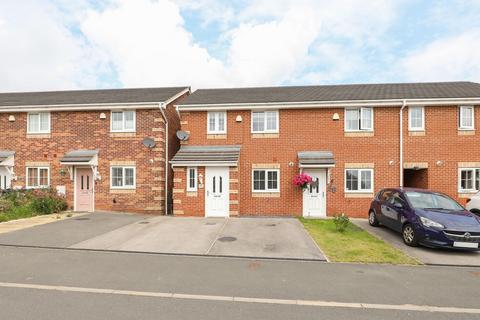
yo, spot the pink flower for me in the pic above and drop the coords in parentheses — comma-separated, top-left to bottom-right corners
(293, 173, 313, 188)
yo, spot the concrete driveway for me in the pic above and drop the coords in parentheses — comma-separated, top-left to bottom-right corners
(352, 219, 480, 266)
(0, 213, 325, 261)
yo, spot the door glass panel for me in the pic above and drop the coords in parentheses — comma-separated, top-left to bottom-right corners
(81, 176, 84, 190)
(213, 176, 216, 193)
(87, 175, 90, 190)
(219, 176, 223, 193)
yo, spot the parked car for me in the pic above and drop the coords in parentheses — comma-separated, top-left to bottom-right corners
(465, 192, 480, 217)
(368, 188, 480, 250)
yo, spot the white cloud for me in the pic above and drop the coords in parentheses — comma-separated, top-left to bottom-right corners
(0, 0, 99, 92)
(400, 30, 480, 82)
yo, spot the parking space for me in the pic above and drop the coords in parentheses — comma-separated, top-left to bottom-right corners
(352, 219, 480, 266)
(0, 213, 325, 261)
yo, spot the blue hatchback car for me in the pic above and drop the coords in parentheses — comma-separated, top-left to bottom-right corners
(369, 188, 480, 250)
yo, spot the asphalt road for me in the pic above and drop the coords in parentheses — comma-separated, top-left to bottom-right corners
(0, 245, 479, 319)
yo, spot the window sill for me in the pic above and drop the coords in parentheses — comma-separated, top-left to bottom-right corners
(408, 131, 425, 136)
(344, 131, 374, 137)
(110, 132, 136, 138)
(252, 192, 280, 198)
(110, 188, 136, 194)
(251, 133, 279, 138)
(458, 130, 475, 136)
(27, 133, 51, 139)
(186, 191, 198, 197)
(207, 134, 227, 139)
(458, 191, 477, 198)
(344, 192, 374, 198)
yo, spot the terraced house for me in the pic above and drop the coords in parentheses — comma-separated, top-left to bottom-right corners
(0, 87, 189, 214)
(171, 82, 480, 218)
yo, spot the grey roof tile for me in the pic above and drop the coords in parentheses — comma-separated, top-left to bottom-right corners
(298, 151, 335, 166)
(171, 145, 241, 165)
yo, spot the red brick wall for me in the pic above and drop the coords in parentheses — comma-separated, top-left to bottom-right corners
(0, 108, 168, 214)
(173, 105, 479, 218)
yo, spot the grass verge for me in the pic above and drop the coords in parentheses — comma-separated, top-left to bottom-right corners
(300, 218, 420, 264)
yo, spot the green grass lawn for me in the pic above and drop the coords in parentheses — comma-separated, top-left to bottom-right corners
(0, 204, 39, 223)
(300, 218, 420, 265)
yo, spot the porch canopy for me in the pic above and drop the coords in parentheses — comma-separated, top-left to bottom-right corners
(171, 145, 241, 167)
(298, 151, 335, 168)
(60, 150, 98, 166)
(0, 151, 15, 166)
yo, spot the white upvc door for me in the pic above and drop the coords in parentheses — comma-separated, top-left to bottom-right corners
(0, 167, 12, 190)
(205, 167, 229, 217)
(302, 169, 327, 217)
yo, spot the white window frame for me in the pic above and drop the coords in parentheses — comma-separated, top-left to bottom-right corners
(458, 168, 480, 192)
(408, 106, 425, 131)
(251, 110, 279, 133)
(186, 167, 198, 191)
(344, 107, 373, 132)
(110, 166, 136, 189)
(251, 168, 280, 192)
(110, 110, 136, 133)
(25, 167, 50, 189)
(207, 111, 227, 134)
(459, 106, 475, 130)
(27, 112, 51, 134)
(344, 168, 374, 193)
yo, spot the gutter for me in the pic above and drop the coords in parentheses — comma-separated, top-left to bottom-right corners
(399, 100, 407, 188)
(158, 103, 169, 216)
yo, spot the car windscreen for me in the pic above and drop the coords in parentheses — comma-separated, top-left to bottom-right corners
(405, 191, 464, 210)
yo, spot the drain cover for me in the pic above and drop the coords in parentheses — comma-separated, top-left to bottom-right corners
(138, 221, 150, 224)
(205, 222, 217, 226)
(218, 236, 237, 242)
(265, 223, 276, 227)
(74, 217, 90, 221)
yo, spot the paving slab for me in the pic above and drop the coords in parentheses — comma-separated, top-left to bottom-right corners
(208, 218, 325, 260)
(71, 217, 226, 254)
(352, 218, 480, 266)
(0, 212, 147, 248)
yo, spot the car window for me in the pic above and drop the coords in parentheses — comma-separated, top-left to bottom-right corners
(405, 191, 464, 210)
(380, 190, 392, 202)
(388, 192, 405, 207)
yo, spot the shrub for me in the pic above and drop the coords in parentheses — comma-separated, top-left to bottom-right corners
(29, 188, 67, 215)
(333, 213, 350, 232)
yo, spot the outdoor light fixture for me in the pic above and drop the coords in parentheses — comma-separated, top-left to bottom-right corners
(288, 161, 295, 167)
(332, 113, 340, 121)
(99, 112, 106, 119)
(236, 115, 242, 122)
(436, 160, 444, 166)
(389, 160, 395, 165)
(8, 115, 15, 122)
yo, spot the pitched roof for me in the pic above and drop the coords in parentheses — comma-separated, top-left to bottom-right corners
(177, 82, 480, 106)
(60, 150, 99, 163)
(171, 145, 241, 166)
(0, 151, 15, 162)
(0, 87, 189, 108)
(298, 151, 335, 167)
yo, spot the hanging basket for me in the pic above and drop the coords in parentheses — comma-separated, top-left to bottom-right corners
(293, 173, 313, 190)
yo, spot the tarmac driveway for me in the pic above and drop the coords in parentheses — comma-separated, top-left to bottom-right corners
(352, 219, 480, 266)
(0, 213, 325, 261)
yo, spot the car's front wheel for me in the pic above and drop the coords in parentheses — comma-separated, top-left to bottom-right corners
(402, 223, 419, 247)
(368, 210, 379, 227)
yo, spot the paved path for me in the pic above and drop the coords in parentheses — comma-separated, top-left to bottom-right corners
(352, 218, 480, 266)
(0, 246, 478, 319)
(0, 213, 325, 260)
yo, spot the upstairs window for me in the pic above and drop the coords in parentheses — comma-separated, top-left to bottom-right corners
(27, 112, 50, 134)
(459, 106, 474, 130)
(251, 111, 279, 133)
(207, 112, 227, 134)
(408, 106, 424, 131)
(111, 111, 136, 132)
(345, 108, 373, 131)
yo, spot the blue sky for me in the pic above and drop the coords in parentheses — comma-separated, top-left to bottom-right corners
(0, 0, 479, 92)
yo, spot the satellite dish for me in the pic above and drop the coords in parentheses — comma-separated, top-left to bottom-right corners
(176, 130, 190, 141)
(142, 137, 156, 149)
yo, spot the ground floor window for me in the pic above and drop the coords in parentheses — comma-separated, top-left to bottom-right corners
(252, 169, 279, 192)
(345, 168, 373, 192)
(26, 167, 49, 188)
(459, 168, 480, 192)
(110, 166, 136, 189)
(187, 167, 197, 191)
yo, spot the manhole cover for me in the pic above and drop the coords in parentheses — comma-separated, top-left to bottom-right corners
(218, 236, 237, 242)
(265, 223, 276, 227)
(264, 244, 276, 251)
(74, 217, 90, 221)
(205, 222, 217, 226)
(138, 221, 150, 224)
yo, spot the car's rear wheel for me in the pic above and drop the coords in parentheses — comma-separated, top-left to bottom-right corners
(402, 223, 419, 247)
(368, 210, 379, 227)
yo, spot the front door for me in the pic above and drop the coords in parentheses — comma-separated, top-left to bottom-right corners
(0, 167, 11, 190)
(205, 167, 229, 217)
(303, 169, 327, 217)
(75, 168, 94, 212)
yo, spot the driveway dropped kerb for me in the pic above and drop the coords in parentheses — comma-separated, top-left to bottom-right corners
(0, 213, 326, 261)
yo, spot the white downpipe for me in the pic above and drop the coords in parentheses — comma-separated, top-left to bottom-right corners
(159, 103, 169, 216)
(399, 100, 407, 188)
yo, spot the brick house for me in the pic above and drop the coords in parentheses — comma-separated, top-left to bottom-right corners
(171, 82, 480, 218)
(0, 87, 189, 214)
